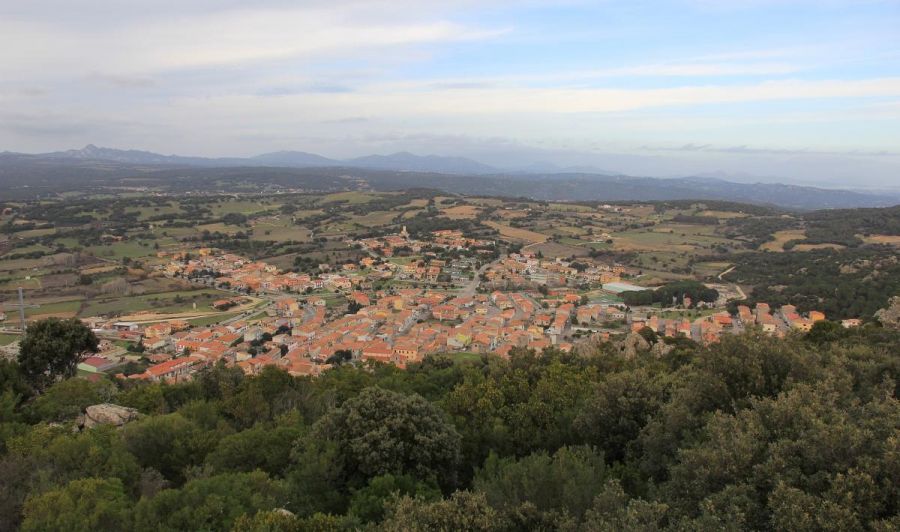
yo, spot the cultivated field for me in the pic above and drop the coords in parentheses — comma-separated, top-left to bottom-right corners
(483, 221, 549, 244)
(760, 229, 807, 251)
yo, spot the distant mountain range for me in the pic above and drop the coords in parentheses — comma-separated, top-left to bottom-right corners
(30, 145, 501, 175)
(1, 145, 898, 210)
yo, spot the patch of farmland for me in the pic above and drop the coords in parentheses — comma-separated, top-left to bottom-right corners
(483, 221, 549, 244)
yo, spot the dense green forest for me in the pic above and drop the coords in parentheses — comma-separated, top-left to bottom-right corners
(620, 281, 719, 308)
(799, 205, 900, 247)
(1, 318, 899, 531)
(725, 246, 900, 319)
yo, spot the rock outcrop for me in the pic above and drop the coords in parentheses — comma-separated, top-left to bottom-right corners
(620, 332, 651, 359)
(875, 296, 900, 330)
(81, 403, 141, 429)
(651, 341, 676, 358)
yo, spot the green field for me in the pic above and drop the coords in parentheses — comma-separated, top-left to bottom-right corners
(26, 300, 83, 318)
(84, 241, 156, 259)
(0, 333, 21, 345)
(249, 222, 312, 243)
(80, 289, 230, 317)
(319, 191, 378, 205)
(186, 312, 243, 327)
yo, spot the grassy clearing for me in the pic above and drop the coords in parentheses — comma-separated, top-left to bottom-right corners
(793, 243, 846, 251)
(398, 199, 429, 209)
(319, 191, 377, 205)
(527, 241, 589, 257)
(547, 203, 594, 213)
(14, 228, 57, 238)
(693, 261, 733, 278)
(0, 256, 45, 272)
(196, 223, 241, 235)
(0, 333, 21, 345)
(80, 289, 229, 317)
(249, 223, 312, 243)
(25, 300, 82, 318)
(208, 200, 271, 216)
(760, 229, 806, 252)
(186, 312, 242, 327)
(84, 241, 156, 259)
(354, 211, 398, 227)
(554, 226, 590, 236)
(449, 352, 485, 363)
(496, 209, 529, 219)
(860, 234, 900, 245)
(698, 210, 747, 219)
(483, 221, 549, 244)
(613, 225, 731, 253)
(441, 205, 481, 219)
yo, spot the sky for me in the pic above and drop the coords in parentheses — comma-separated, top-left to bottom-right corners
(1, 0, 899, 188)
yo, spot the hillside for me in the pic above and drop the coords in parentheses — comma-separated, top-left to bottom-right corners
(0, 151, 896, 209)
(2, 326, 898, 530)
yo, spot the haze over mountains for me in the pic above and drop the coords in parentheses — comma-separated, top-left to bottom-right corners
(1, 145, 898, 210)
(35, 144, 536, 175)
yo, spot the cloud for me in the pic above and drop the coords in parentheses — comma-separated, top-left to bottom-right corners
(644, 143, 900, 157)
(0, 4, 508, 75)
(271, 77, 900, 115)
(321, 117, 370, 124)
(1, 0, 899, 187)
(257, 84, 355, 96)
(88, 72, 156, 88)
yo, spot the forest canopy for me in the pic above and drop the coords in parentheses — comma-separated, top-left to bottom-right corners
(620, 280, 719, 307)
(1, 319, 898, 531)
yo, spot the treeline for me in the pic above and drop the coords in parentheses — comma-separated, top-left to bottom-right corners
(620, 280, 719, 307)
(651, 200, 781, 217)
(4, 318, 898, 530)
(670, 214, 718, 225)
(721, 216, 800, 248)
(802, 205, 900, 245)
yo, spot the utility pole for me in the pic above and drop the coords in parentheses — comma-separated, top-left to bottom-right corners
(17, 287, 25, 329)
(0, 287, 39, 332)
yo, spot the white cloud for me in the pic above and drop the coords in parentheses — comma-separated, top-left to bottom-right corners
(0, 3, 507, 75)
(248, 76, 900, 115)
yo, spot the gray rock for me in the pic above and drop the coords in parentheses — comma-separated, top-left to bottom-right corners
(83, 403, 141, 429)
(620, 332, 651, 359)
(875, 296, 900, 330)
(651, 341, 675, 358)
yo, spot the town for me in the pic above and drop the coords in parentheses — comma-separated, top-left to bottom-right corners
(42, 228, 849, 384)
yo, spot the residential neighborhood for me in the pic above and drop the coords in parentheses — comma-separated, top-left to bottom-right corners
(40, 243, 846, 385)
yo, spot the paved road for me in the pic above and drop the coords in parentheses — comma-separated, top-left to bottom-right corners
(716, 265, 746, 300)
(460, 255, 505, 298)
(717, 265, 736, 280)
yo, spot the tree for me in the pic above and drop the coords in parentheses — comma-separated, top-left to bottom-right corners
(205, 416, 305, 476)
(474, 446, 610, 522)
(232, 510, 347, 532)
(27, 377, 117, 422)
(349, 474, 440, 524)
(293, 387, 461, 494)
(122, 412, 217, 484)
(0, 359, 31, 403)
(20, 424, 141, 493)
(133, 471, 285, 532)
(21, 477, 132, 532)
(326, 350, 353, 366)
(581, 479, 668, 531)
(382, 491, 507, 532)
(805, 320, 847, 344)
(575, 368, 669, 463)
(17, 318, 99, 391)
